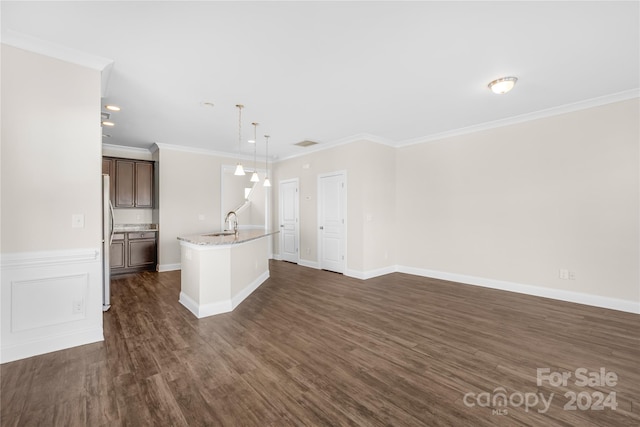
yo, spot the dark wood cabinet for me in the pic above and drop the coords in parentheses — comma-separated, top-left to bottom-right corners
(102, 157, 154, 208)
(115, 160, 135, 207)
(109, 233, 126, 269)
(110, 231, 157, 275)
(134, 162, 153, 208)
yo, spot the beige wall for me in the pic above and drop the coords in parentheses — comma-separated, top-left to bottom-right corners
(272, 140, 396, 273)
(1, 45, 102, 252)
(396, 99, 639, 303)
(156, 147, 245, 268)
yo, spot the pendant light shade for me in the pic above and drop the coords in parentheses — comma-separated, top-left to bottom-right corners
(250, 122, 260, 183)
(234, 104, 245, 176)
(263, 135, 271, 187)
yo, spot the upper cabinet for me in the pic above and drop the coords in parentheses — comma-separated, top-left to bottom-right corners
(103, 157, 155, 208)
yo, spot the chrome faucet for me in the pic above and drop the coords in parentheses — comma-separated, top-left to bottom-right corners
(224, 211, 239, 236)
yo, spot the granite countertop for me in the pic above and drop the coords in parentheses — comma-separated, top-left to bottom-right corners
(114, 223, 159, 232)
(177, 229, 278, 246)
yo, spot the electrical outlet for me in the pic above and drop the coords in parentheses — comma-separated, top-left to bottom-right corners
(569, 271, 576, 280)
(559, 269, 569, 280)
(72, 299, 84, 315)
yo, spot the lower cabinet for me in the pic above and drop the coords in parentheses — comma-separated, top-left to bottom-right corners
(110, 231, 157, 275)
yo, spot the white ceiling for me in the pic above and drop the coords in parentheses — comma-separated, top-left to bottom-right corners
(2, 1, 638, 160)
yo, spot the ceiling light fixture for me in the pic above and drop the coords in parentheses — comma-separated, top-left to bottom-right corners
(263, 135, 271, 187)
(250, 122, 260, 183)
(488, 76, 518, 94)
(234, 104, 245, 176)
(105, 105, 121, 112)
(101, 121, 115, 127)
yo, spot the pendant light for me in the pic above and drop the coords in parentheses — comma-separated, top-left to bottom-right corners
(250, 122, 260, 183)
(234, 104, 245, 176)
(263, 135, 271, 187)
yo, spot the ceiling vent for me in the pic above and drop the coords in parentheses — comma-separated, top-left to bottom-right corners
(101, 112, 111, 120)
(294, 140, 319, 148)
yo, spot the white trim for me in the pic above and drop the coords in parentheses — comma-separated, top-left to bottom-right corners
(317, 171, 347, 274)
(102, 143, 154, 156)
(278, 177, 300, 264)
(272, 253, 283, 261)
(157, 263, 181, 272)
(153, 142, 256, 162)
(179, 292, 232, 318)
(1, 29, 113, 71)
(396, 89, 640, 147)
(397, 266, 640, 315)
(231, 270, 270, 309)
(1, 326, 104, 364)
(276, 133, 395, 162)
(344, 265, 397, 280)
(1, 248, 100, 269)
(178, 270, 270, 318)
(298, 259, 320, 270)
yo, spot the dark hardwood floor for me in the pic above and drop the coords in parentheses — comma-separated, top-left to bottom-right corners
(2, 260, 639, 426)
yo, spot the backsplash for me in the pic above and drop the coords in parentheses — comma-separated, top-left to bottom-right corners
(113, 208, 153, 225)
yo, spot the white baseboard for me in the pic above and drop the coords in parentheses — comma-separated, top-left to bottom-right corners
(397, 266, 640, 315)
(298, 259, 320, 269)
(272, 253, 282, 261)
(345, 265, 397, 280)
(158, 263, 181, 272)
(1, 327, 104, 364)
(179, 270, 270, 319)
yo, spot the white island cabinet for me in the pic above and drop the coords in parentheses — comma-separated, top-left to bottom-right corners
(177, 229, 278, 318)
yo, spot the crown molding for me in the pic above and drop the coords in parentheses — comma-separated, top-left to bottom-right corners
(152, 142, 257, 162)
(2, 29, 113, 72)
(274, 133, 395, 162)
(102, 143, 153, 155)
(396, 89, 640, 147)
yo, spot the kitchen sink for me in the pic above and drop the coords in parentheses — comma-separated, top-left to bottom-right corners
(205, 231, 236, 237)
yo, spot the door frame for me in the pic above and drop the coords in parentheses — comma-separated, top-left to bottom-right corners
(278, 177, 300, 264)
(317, 171, 347, 272)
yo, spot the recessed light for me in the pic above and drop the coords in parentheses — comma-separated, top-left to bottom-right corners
(105, 105, 121, 112)
(102, 134, 111, 138)
(202, 102, 215, 107)
(488, 76, 518, 94)
(102, 121, 115, 127)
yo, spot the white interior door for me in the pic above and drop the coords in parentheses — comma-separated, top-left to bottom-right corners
(318, 172, 345, 273)
(279, 178, 299, 263)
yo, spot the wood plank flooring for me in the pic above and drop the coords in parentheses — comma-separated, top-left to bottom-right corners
(2, 260, 639, 426)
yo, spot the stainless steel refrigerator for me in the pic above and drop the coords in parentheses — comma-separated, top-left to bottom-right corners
(102, 174, 114, 311)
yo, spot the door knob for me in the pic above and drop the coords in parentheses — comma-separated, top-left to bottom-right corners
(280, 224, 284, 228)
(319, 226, 324, 230)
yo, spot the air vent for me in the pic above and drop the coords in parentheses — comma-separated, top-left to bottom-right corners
(101, 112, 111, 120)
(294, 140, 319, 147)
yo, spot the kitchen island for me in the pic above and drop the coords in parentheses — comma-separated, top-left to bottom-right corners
(177, 229, 278, 318)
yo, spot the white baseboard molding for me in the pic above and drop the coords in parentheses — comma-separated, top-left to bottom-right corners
(298, 259, 320, 269)
(272, 253, 282, 261)
(1, 327, 103, 364)
(158, 263, 181, 272)
(345, 265, 397, 280)
(179, 270, 270, 319)
(397, 266, 640, 315)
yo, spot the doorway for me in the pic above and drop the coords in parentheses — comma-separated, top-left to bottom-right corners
(317, 171, 346, 273)
(279, 178, 299, 263)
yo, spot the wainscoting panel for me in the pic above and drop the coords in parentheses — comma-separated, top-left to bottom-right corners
(1, 248, 104, 363)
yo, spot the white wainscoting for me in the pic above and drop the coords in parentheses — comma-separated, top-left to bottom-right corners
(1, 248, 104, 363)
